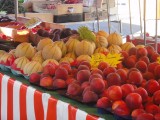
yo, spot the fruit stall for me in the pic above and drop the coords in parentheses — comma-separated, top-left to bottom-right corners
(0, 0, 160, 120)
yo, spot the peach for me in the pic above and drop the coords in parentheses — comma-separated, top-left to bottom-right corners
(98, 61, 109, 71)
(148, 62, 159, 73)
(145, 104, 160, 115)
(77, 70, 91, 83)
(107, 85, 122, 101)
(121, 84, 135, 98)
(106, 73, 121, 86)
(136, 113, 155, 120)
(91, 68, 103, 76)
(120, 51, 129, 62)
(125, 55, 137, 68)
(78, 60, 91, 69)
(125, 93, 142, 110)
(66, 77, 76, 86)
(112, 100, 130, 116)
(55, 67, 68, 80)
(128, 71, 143, 86)
(90, 78, 105, 94)
(143, 72, 155, 80)
(136, 47, 148, 58)
(145, 45, 155, 58)
(82, 90, 98, 103)
(40, 73, 50, 79)
(82, 86, 92, 95)
(154, 65, 160, 79)
(155, 113, 160, 120)
(59, 63, 71, 73)
(67, 83, 82, 96)
(150, 52, 160, 62)
(139, 56, 150, 64)
(89, 73, 103, 82)
(81, 81, 90, 91)
(78, 65, 89, 71)
(96, 97, 112, 109)
(116, 62, 123, 69)
(53, 79, 66, 89)
(100, 89, 108, 97)
(43, 63, 56, 76)
(128, 47, 137, 56)
(135, 61, 147, 73)
(70, 68, 78, 78)
(134, 87, 148, 103)
(116, 69, 127, 84)
(145, 79, 160, 96)
(40, 76, 53, 89)
(153, 90, 160, 105)
(131, 109, 146, 120)
(29, 73, 41, 84)
(103, 67, 116, 79)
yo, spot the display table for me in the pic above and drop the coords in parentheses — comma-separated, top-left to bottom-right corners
(0, 70, 114, 120)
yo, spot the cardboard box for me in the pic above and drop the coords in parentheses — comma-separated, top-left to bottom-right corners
(83, 10, 108, 21)
(32, 1, 83, 15)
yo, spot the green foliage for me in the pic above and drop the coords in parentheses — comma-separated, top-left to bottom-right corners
(78, 26, 96, 42)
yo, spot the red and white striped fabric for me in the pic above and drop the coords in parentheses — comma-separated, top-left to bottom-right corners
(0, 73, 105, 120)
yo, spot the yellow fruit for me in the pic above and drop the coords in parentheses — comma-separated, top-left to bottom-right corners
(32, 55, 44, 64)
(95, 35, 108, 48)
(96, 30, 109, 39)
(23, 61, 42, 75)
(75, 40, 94, 56)
(15, 42, 36, 59)
(76, 55, 91, 63)
(53, 41, 67, 57)
(121, 42, 135, 52)
(108, 32, 123, 46)
(65, 52, 76, 60)
(13, 56, 30, 70)
(42, 44, 62, 61)
(0, 53, 14, 65)
(37, 38, 53, 51)
(9, 49, 16, 56)
(65, 38, 80, 53)
(0, 50, 6, 57)
(108, 45, 122, 54)
(42, 59, 59, 67)
(94, 47, 109, 53)
(59, 57, 74, 64)
(135, 45, 145, 49)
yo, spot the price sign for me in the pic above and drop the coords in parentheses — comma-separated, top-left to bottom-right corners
(90, 53, 107, 68)
(157, 57, 160, 64)
(105, 53, 123, 67)
(25, 17, 42, 29)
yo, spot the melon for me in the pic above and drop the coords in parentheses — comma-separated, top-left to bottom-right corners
(75, 40, 94, 56)
(65, 38, 80, 53)
(53, 41, 67, 57)
(65, 52, 76, 60)
(94, 47, 109, 54)
(0, 50, 6, 57)
(108, 45, 122, 54)
(95, 35, 108, 48)
(0, 53, 15, 66)
(135, 45, 145, 49)
(42, 44, 62, 61)
(11, 56, 29, 71)
(37, 38, 53, 51)
(9, 49, 16, 56)
(59, 57, 74, 64)
(23, 61, 43, 75)
(32, 55, 44, 64)
(121, 42, 135, 52)
(108, 32, 123, 46)
(76, 55, 91, 63)
(96, 30, 109, 39)
(15, 42, 36, 59)
(42, 59, 59, 67)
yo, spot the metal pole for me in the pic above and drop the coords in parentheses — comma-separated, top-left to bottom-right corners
(128, 0, 133, 35)
(106, 0, 111, 33)
(155, 0, 158, 52)
(14, 0, 18, 21)
(95, 0, 100, 31)
(138, 0, 142, 33)
(143, 0, 146, 45)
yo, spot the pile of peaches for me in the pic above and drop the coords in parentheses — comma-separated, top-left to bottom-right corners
(29, 45, 160, 120)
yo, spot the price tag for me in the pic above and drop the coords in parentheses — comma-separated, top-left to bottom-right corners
(25, 17, 42, 29)
(105, 53, 123, 67)
(90, 53, 107, 68)
(157, 57, 160, 64)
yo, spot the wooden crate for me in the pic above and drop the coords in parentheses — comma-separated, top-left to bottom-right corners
(32, 1, 83, 15)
